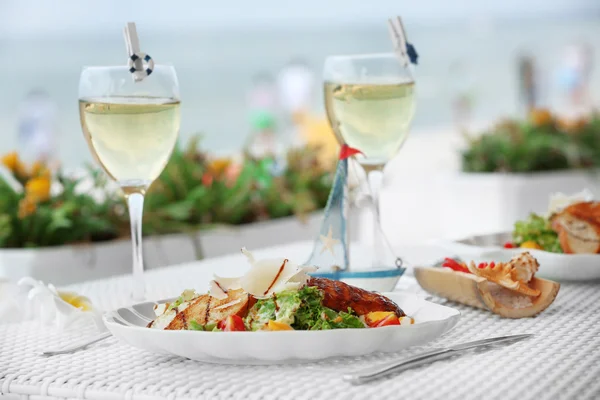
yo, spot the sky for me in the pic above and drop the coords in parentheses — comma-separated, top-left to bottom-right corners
(1, 0, 599, 37)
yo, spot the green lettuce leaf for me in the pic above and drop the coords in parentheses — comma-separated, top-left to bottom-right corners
(245, 296, 278, 331)
(189, 320, 204, 331)
(245, 286, 364, 331)
(513, 213, 562, 253)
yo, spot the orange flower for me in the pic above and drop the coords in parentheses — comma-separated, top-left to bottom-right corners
(17, 196, 37, 219)
(1, 152, 27, 177)
(208, 158, 232, 177)
(30, 160, 51, 179)
(1, 152, 19, 170)
(557, 117, 588, 134)
(529, 108, 553, 127)
(25, 177, 51, 202)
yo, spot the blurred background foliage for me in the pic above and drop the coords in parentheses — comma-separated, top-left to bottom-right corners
(462, 110, 600, 173)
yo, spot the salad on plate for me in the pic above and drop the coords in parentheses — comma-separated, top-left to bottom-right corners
(508, 190, 600, 254)
(148, 248, 413, 332)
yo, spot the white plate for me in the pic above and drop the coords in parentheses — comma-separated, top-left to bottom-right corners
(103, 292, 460, 364)
(438, 232, 600, 282)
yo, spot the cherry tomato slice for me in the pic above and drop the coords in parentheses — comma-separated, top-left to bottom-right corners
(217, 315, 246, 331)
(477, 261, 497, 269)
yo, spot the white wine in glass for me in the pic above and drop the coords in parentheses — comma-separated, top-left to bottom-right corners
(324, 81, 415, 167)
(79, 66, 181, 301)
(79, 97, 180, 193)
(323, 53, 416, 267)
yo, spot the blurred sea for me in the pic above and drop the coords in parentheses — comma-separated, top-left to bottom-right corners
(0, 17, 599, 167)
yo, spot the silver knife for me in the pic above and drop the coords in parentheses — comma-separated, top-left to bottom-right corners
(343, 334, 533, 385)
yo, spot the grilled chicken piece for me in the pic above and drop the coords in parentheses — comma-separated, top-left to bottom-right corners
(551, 201, 600, 254)
(160, 289, 254, 330)
(307, 277, 405, 317)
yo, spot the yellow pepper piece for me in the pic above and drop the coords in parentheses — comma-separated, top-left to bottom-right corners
(267, 320, 294, 331)
(365, 311, 396, 326)
(520, 241, 543, 250)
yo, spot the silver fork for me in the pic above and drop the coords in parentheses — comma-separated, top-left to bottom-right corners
(40, 331, 112, 356)
(39, 299, 157, 356)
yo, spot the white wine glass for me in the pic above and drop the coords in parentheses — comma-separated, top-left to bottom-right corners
(78, 65, 181, 301)
(323, 53, 415, 268)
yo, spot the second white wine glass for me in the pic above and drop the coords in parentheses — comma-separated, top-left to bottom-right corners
(79, 65, 181, 301)
(323, 53, 416, 268)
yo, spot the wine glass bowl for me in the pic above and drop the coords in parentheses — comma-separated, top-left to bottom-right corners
(78, 65, 180, 300)
(323, 52, 415, 168)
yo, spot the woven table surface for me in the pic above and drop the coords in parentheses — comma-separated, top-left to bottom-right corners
(1, 243, 599, 400)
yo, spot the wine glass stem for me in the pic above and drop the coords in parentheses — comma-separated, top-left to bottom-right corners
(127, 192, 145, 301)
(367, 169, 384, 268)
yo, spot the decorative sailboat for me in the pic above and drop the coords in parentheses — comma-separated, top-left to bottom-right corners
(305, 145, 405, 292)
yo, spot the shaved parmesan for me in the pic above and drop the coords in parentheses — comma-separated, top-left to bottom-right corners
(212, 298, 242, 310)
(153, 303, 167, 317)
(241, 247, 255, 263)
(241, 257, 303, 299)
(213, 275, 242, 291)
(206, 247, 318, 300)
(288, 265, 318, 286)
(149, 300, 193, 329)
(149, 309, 176, 330)
(208, 280, 228, 300)
(238, 248, 318, 298)
(209, 275, 242, 299)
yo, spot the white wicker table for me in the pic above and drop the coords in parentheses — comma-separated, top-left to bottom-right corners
(1, 242, 599, 400)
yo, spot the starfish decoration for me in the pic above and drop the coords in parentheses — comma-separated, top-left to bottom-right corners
(319, 225, 340, 256)
(406, 43, 418, 65)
